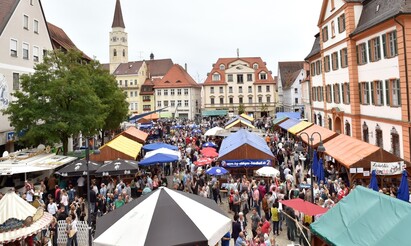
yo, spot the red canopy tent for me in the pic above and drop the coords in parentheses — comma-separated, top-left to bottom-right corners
(194, 157, 213, 166)
(280, 198, 328, 216)
(200, 148, 219, 158)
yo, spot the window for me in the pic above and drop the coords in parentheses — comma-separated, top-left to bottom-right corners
(219, 98, 224, 105)
(374, 80, 384, 105)
(113, 49, 117, 57)
(338, 14, 346, 33)
(13, 73, 19, 90)
(237, 74, 244, 83)
(33, 20, 38, 33)
(164, 100, 169, 107)
(184, 89, 188, 95)
(33, 46, 39, 61)
(247, 74, 252, 81)
(22, 43, 29, 60)
(212, 73, 220, 81)
(334, 84, 340, 103)
(143, 95, 150, 101)
(10, 39, 17, 57)
(267, 96, 271, 103)
(259, 73, 267, 80)
(177, 89, 181, 95)
(340, 48, 348, 68)
(357, 43, 368, 65)
(157, 101, 162, 107)
(177, 100, 182, 107)
(315, 60, 322, 75)
(118, 80, 122, 86)
(361, 82, 370, 104)
(23, 15, 29, 29)
(248, 97, 252, 104)
(143, 105, 151, 111)
(294, 88, 298, 94)
(382, 31, 398, 58)
(229, 97, 233, 104)
(170, 89, 175, 96)
(345, 121, 351, 136)
(219, 64, 225, 70)
(376, 125, 383, 148)
(236, 86, 241, 93)
(130, 91, 133, 97)
(130, 80, 133, 86)
(170, 100, 175, 107)
(239, 97, 243, 104)
(266, 86, 270, 92)
(368, 36, 381, 62)
(312, 87, 317, 101)
(322, 26, 329, 42)
(124, 80, 128, 87)
(318, 114, 323, 127)
(326, 85, 332, 103)
(343, 83, 350, 104)
(324, 55, 331, 72)
(258, 86, 262, 93)
(248, 86, 252, 93)
(228, 74, 233, 82)
(258, 97, 263, 103)
(391, 127, 400, 157)
(311, 63, 316, 77)
(219, 87, 223, 93)
(229, 86, 233, 93)
(253, 63, 259, 69)
(157, 90, 161, 96)
(210, 98, 215, 105)
(331, 21, 336, 38)
(328, 117, 333, 130)
(210, 87, 214, 94)
(164, 89, 168, 96)
(391, 79, 401, 106)
(295, 98, 299, 104)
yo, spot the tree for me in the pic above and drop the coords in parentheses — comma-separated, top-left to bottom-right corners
(238, 103, 245, 115)
(2, 50, 115, 155)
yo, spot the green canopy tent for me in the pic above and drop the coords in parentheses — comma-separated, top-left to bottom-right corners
(311, 186, 411, 246)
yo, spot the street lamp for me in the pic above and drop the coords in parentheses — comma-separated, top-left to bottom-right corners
(296, 132, 325, 203)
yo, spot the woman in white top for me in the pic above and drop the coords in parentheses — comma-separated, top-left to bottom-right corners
(47, 198, 58, 216)
(60, 189, 69, 214)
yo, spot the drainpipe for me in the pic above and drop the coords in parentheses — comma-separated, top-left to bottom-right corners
(394, 16, 411, 162)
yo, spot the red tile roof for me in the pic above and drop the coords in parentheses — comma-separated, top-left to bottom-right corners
(47, 22, 92, 61)
(140, 78, 154, 95)
(112, 0, 125, 28)
(203, 57, 275, 86)
(154, 64, 201, 89)
(0, 0, 19, 36)
(121, 126, 148, 144)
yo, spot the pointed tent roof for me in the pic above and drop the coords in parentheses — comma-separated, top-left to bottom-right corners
(0, 191, 36, 224)
(112, 0, 125, 28)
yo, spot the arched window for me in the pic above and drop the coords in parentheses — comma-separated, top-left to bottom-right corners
(363, 122, 369, 143)
(318, 114, 322, 127)
(375, 124, 383, 148)
(113, 49, 117, 57)
(314, 113, 317, 125)
(219, 64, 225, 70)
(345, 120, 351, 136)
(328, 117, 333, 130)
(122, 49, 125, 57)
(391, 127, 400, 157)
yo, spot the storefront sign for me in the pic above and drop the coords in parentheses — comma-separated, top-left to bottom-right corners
(370, 161, 405, 175)
(221, 159, 272, 168)
(6, 132, 14, 142)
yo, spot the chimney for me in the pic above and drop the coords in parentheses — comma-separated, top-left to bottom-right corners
(184, 63, 187, 71)
(237, 48, 239, 58)
(150, 53, 154, 60)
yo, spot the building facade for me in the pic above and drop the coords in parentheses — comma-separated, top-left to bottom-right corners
(0, 0, 53, 153)
(203, 57, 277, 118)
(306, 0, 411, 161)
(277, 61, 306, 114)
(154, 64, 201, 119)
(301, 62, 312, 121)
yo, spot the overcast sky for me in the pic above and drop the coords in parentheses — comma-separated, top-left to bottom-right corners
(41, 0, 323, 82)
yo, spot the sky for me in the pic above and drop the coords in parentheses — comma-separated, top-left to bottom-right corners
(41, 0, 323, 82)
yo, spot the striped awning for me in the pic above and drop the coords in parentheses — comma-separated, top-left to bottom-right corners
(279, 118, 300, 130)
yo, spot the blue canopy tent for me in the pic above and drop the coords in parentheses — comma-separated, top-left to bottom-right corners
(279, 118, 300, 131)
(202, 142, 217, 148)
(206, 167, 228, 176)
(397, 171, 409, 202)
(369, 170, 379, 191)
(139, 153, 179, 166)
(276, 112, 301, 120)
(142, 143, 178, 151)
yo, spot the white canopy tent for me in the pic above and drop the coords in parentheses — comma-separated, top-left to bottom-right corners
(144, 147, 181, 160)
(204, 127, 224, 136)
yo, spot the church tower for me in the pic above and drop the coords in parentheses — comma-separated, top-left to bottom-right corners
(109, 0, 128, 73)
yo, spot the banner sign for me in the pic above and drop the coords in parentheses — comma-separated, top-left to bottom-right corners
(370, 161, 405, 175)
(221, 159, 272, 168)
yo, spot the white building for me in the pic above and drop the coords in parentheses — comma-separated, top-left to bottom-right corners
(277, 61, 305, 114)
(0, 0, 53, 153)
(154, 64, 201, 119)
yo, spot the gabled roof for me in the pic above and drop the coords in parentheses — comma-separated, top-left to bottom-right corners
(121, 126, 148, 144)
(203, 57, 275, 85)
(351, 0, 411, 36)
(146, 59, 174, 77)
(318, 0, 364, 26)
(112, 0, 125, 28)
(113, 61, 144, 75)
(0, 0, 19, 36)
(278, 61, 304, 89)
(47, 22, 91, 61)
(305, 33, 321, 61)
(155, 64, 201, 89)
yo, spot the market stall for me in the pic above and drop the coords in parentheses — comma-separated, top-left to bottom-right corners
(90, 135, 142, 162)
(119, 126, 148, 144)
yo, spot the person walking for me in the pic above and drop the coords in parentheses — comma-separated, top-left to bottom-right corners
(271, 202, 280, 235)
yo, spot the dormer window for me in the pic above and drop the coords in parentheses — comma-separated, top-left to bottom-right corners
(219, 64, 225, 70)
(212, 73, 221, 81)
(259, 72, 267, 80)
(253, 63, 259, 69)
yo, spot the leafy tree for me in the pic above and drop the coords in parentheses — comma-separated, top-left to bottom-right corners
(2, 49, 117, 155)
(238, 103, 245, 115)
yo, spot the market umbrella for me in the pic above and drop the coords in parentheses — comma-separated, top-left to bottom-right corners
(200, 147, 219, 158)
(94, 187, 231, 246)
(56, 159, 100, 177)
(312, 150, 318, 177)
(206, 167, 228, 176)
(192, 129, 202, 134)
(0, 192, 53, 244)
(317, 159, 325, 183)
(194, 157, 213, 166)
(204, 127, 224, 136)
(202, 142, 217, 148)
(256, 166, 280, 177)
(144, 148, 180, 160)
(139, 153, 179, 166)
(369, 170, 379, 191)
(142, 142, 178, 151)
(397, 171, 409, 202)
(280, 198, 328, 216)
(95, 160, 139, 176)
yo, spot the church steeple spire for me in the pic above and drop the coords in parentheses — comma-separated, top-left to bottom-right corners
(112, 0, 125, 28)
